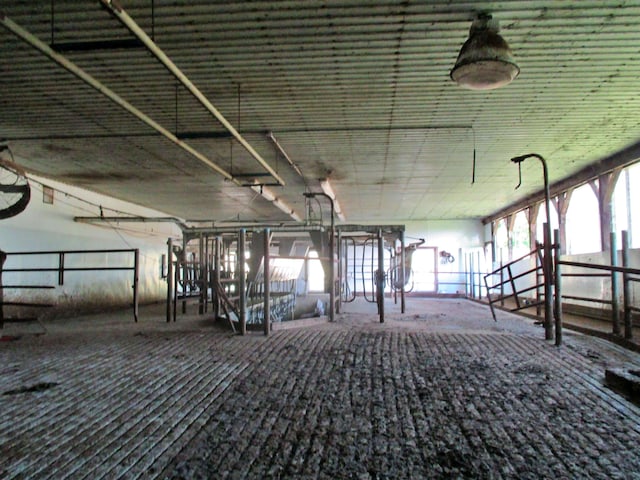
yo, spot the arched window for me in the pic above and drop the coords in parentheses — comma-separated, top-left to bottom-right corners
(565, 183, 601, 254)
(494, 218, 508, 261)
(512, 210, 530, 258)
(535, 201, 559, 245)
(613, 162, 640, 248)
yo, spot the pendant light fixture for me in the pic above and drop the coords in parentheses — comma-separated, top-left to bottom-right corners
(450, 13, 519, 90)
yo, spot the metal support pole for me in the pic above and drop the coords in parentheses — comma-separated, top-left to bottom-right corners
(133, 248, 139, 323)
(173, 252, 178, 322)
(263, 228, 271, 336)
(214, 236, 221, 319)
(181, 237, 187, 314)
(499, 249, 504, 306)
(166, 238, 173, 323)
(0, 250, 6, 329)
(58, 252, 65, 285)
(622, 230, 633, 339)
(198, 233, 204, 315)
(377, 228, 385, 323)
(400, 230, 406, 314)
(303, 192, 335, 321)
(238, 228, 247, 335)
(511, 153, 554, 341)
(203, 235, 209, 313)
(610, 231, 621, 335)
(543, 224, 554, 340)
(337, 229, 342, 314)
(553, 229, 562, 346)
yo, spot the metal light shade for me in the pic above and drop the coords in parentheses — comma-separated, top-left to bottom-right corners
(451, 15, 519, 90)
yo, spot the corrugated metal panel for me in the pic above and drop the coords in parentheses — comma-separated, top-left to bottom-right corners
(1, 0, 640, 222)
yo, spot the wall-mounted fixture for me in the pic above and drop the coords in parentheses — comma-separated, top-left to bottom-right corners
(319, 179, 346, 222)
(450, 14, 519, 90)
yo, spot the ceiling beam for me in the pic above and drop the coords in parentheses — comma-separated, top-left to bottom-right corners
(99, 0, 286, 186)
(483, 139, 640, 224)
(0, 12, 239, 185)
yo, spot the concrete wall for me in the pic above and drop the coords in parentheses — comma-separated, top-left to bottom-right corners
(0, 175, 181, 318)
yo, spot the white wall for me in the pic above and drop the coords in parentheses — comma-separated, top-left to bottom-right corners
(404, 219, 485, 294)
(1, 175, 182, 317)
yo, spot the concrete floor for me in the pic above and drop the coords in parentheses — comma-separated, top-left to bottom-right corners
(1, 298, 640, 479)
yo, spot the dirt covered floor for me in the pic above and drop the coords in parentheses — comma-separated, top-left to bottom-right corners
(1, 298, 640, 479)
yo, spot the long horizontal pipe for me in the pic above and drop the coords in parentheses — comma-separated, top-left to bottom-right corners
(100, 0, 286, 186)
(0, 12, 238, 185)
(74, 216, 188, 230)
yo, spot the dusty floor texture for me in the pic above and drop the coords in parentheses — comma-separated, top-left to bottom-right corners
(1, 298, 640, 479)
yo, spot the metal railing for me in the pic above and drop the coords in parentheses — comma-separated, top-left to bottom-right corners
(483, 245, 545, 321)
(556, 230, 640, 340)
(0, 248, 139, 327)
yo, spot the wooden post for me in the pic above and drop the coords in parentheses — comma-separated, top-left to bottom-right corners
(622, 230, 632, 339)
(133, 248, 139, 323)
(610, 231, 621, 335)
(263, 228, 270, 336)
(166, 238, 173, 323)
(239, 229, 247, 335)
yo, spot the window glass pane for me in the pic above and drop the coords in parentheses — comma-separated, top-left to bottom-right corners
(307, 250, 325, 292)
(565, 183, 601, 254)
(628, 162, 640, 248)
(535, 202, 559, 244)
(512, 210, 530, 258)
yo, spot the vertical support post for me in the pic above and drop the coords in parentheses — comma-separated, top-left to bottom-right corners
(133, 248, 139, 323)
(499, 249, 504, 307)
(377, 228, 385, 323)
(400, 230, 406, 314)
(198, 233, 205, 315)
(263, 228, 270, 336)
(610, 231, 621, 335)
(203, 235, 209, 313)
(166, 238, 173, 323)
(543, 223, 554, 341)
(239, 228, 247, 335)
(0, 250, 6, 329)
(173, 254, 178, 322)
(181, 238, 188, 314)
(476, 251, 481, 298)
(622, 230, 632, 339)
(214, 236, 221, 319)
(553, 229, 562, 346)
(470, 253, 475, 299)
(58, 252, 65, 285)
(337, 229, 342, 314)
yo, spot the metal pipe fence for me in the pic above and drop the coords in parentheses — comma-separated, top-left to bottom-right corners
(0, 248, 139, 327)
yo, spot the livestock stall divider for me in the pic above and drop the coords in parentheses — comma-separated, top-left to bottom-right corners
(0, 248, 139, 328)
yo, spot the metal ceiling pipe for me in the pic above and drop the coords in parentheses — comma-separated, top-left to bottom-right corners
(266, 131, 303, 178)
(100, 0, 286, 187)
(0, 13, 238, 185)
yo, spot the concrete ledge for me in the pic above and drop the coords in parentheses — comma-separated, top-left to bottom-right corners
(605, 367, 640, 403)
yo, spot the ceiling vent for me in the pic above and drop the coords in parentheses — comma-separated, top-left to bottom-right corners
(450, 14, 519, 90)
